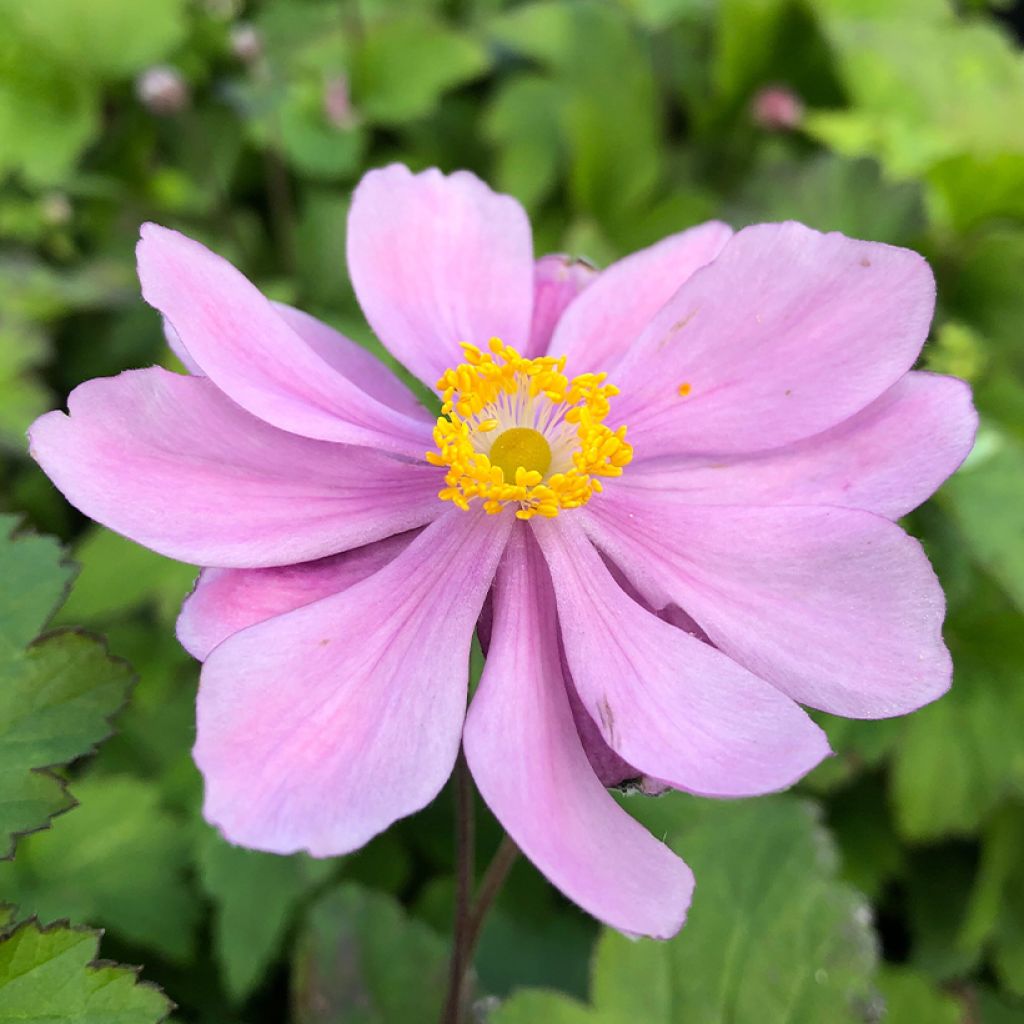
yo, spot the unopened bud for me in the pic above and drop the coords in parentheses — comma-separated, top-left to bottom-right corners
(229, 23, 262, 63)
(323, 75, 357, 130)
(136, 66, 190, 116)
(751, 85, 804, 131)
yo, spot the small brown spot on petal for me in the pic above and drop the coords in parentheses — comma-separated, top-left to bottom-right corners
(859, 257, 871, 267)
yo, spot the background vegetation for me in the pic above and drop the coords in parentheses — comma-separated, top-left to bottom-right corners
(1, 0, 1023, 1020)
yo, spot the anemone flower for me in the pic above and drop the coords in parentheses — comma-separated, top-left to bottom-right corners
(29, 164, 976, 938)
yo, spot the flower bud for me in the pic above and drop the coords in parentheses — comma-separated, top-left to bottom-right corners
(751, 85, 804, 131)
(229, 23, 262, 64)
(323, 75, 357, 130)
(136, 66, 190, 117)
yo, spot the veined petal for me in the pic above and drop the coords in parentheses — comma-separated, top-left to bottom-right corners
(177, 533, 415, 661)
(612, 222, 935, 458)
(272, 304, 428, 419)
(464, 527, 693, 938)
(527, 254, 596, 357)
(137, 223, 432, 456)
(195, 509, 513, 856)
(546, 221, 733, 373)
(533, 517, 830, 797)
(347, 164, 535, 388)
(28, 368, 442, 568)
(583, 498, 951, 718)
(163, 300, 427, 422)
(619, 372, 977, 520)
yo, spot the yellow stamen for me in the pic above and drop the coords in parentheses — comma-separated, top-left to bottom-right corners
(427, 338, 633, 519)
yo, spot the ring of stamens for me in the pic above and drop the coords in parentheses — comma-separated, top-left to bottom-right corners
(426, 338, 633, 520)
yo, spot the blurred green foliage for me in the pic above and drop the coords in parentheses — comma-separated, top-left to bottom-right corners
(1, 0, 1024, 1021)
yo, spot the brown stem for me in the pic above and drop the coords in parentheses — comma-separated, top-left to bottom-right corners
(463, 834, 519, 961)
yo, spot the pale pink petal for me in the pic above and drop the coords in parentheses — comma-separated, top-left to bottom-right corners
(583, 497, 951, 718)
(272, 303, 427, 420)
(137, 223, 432, 456)
(195, 510, 512, 856)
(163, 319, 202, 373)
(547, 221, 733, 374)
(177, 533, 415, 661)
(533, 517, 830, 796)
(162, 299, 427, 422)
(611, 222, 936, 458)
(619, 372, 977, 520)
(464, 528, 693, 938)
(527, 254, 596, 357)
(28, 368, 442, 568)
(347, 164, 534, 387)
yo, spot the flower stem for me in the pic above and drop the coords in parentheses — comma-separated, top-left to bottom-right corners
(440, 758, 520, 1024)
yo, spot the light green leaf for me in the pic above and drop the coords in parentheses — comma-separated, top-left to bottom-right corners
(0, 41, 100, 185)
(0, 0, 187, 79)
(200, 829, 335, 1003)
(0, 919, 170, 1023)
(495, 794, 880, 1024)
(0, 776, 198, 962)
(807, 16, 1024, 177)
(352, 14, 489, 125)
(291, 884, 450, 1023)
(0, 517, 133, 858)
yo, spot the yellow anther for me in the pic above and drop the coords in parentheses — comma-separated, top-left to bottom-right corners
(426, 339, 632, 518)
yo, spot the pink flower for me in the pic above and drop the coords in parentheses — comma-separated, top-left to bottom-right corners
(29, 165, 976, 939)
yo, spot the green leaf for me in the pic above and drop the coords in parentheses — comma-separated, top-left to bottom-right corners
(807, 15, 1024, 177)
(940, 431, 1024, 617)
(891, 576, 1024, 840)
(0, 41, 100, 185)
(729, 154, 924, 245)
(0, 776, 198, 962)
(199, 829, 335, 1003)
(494, 794, 880, 1024)
(0, 919, 170, 1023)
(352, 14, 489, 125)
(291, 884, 450, 1023)
(0, 318, 51, 452)
(484, 74, 563, 210)
(876, 966, 961, 1024)
(0, 0, 187, 79)
(490, 1, 662, 225)
(0, 517, 133, 858)
(55, 527, 197, 627)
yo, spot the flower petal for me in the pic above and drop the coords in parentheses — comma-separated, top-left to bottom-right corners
(28, 368, 442, 568)
(137, 223, 432, 456)
(583, 497, 951, 718)
(195, 509, 512, 856)
(177, 533, 415, 661)
(612, 222, 936, 458)
(533, 517, 830, 796)
(547, 221, 733, 373)
(527, 254, 596, 357)
(619, 372, 977, 520)
(347, 164, 534, 387)
(464, 527, 693, 938)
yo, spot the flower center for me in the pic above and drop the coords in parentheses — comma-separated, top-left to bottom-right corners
(426, 338, 632, 520)
(488, 427, 552, 481)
